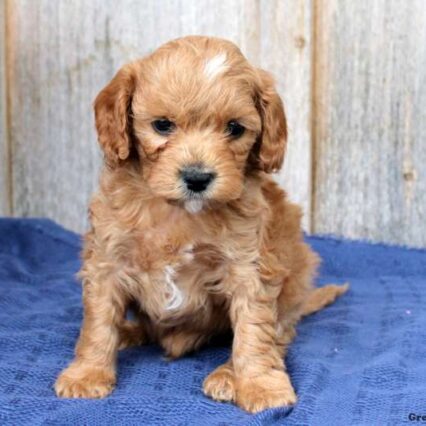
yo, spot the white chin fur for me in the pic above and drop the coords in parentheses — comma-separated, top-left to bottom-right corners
(184, 199, 203, 214)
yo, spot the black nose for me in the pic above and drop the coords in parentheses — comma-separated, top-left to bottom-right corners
(181, 166, 215, 193)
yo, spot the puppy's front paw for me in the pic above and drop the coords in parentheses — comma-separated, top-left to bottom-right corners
(235, 370, 297, 413)
(55, 363, 115, 399)
(203, 363, 236, 402)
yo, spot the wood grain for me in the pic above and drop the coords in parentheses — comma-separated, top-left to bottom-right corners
(313, 0, 426, 247)
(260, 0, 313, 230)
(7, 0, 312, 233)
(7, 0, 425, 246)
(0, 0, 10, 215)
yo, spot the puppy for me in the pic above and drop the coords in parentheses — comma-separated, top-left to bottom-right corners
(55, 36, 348, 413)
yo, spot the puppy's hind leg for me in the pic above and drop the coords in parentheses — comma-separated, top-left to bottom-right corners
(161, 329, 208, 359)
(302, 283, 349, 317)
(118, 320, 148, 350)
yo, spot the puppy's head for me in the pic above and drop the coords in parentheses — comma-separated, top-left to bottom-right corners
(94, 36, 287, 212)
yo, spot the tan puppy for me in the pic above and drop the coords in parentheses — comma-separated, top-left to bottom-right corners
(55, 36, 348, 413)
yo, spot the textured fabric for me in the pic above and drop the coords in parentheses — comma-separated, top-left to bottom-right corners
(0, 218, 425, 425)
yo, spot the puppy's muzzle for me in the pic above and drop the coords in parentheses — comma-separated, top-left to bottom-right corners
(181, 166, 216, 193)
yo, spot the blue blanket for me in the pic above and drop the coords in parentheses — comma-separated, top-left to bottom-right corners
(0, 218, 425, 425)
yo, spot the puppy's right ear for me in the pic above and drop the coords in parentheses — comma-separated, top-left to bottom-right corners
(94, 64, 138, 166)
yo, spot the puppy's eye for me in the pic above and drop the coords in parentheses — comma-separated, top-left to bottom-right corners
(152, 119, 175, 135)
(226, 120, 245, 139)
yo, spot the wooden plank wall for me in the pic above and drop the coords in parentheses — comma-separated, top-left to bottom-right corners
(313, 0, 426, 247)
(0, 0, 10, 215)
(261, 0, 312, 230)
(4, 0, 312, 232)
(1, 0, 425, 247)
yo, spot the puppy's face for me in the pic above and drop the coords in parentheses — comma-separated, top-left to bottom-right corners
(94, 37, 287, 212)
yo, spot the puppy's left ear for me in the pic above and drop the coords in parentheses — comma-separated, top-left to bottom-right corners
(254, 69, 288, 173)
(94, 63, 138, 166)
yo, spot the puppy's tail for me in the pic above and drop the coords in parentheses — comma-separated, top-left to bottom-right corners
(302, 283, 349, 317)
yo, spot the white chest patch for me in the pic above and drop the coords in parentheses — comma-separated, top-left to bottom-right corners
(204, 53, 228, 80)
(163, 265, 184, 311)
(184, 199, 203, 214)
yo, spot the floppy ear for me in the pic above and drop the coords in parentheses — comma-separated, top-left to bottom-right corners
(254, 69, 288, 173)
(94, 64, 138, 166)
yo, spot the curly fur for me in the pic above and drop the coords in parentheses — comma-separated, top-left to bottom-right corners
(55, 36, 348, 413)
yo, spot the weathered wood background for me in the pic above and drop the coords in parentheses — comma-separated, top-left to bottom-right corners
(1, 0, 425, 247)
(0, 0, 9, 216)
